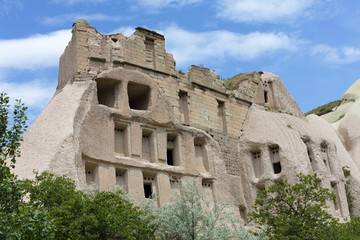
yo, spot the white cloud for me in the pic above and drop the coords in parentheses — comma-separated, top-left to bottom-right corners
(110, 26, 136, 37)
(160, 25, 299, 68)
(216, 0, 315, 23)
(42, 13, 121, 25)
(312, 44, 360, 64)
(132, 0, 201, 12)
(0, 69, 57, 124)
(0, 79, 55, 108)
(0, 29, 71, 70)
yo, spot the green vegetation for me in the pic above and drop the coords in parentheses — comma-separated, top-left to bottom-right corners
(223, 71, 260, 90)
(305, 100, 341, 116)
(328, 216, 360, 240)
(22, 172, 156, 240)
(249, 173, 337, 240)
(338, 113, 346, 121)
(1, 92, 155, 239)
(343, 166, 355, 214)
(0, 92, 56, 239)
(250, 173, 360, 240)
(178, 70, 185, 75)
(3, 91, 360, 239)
(149, 179, 267, 240)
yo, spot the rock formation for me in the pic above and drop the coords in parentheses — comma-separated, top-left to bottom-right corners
(15, 20, 360, 224)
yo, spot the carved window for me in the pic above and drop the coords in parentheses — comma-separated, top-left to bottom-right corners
(142, 129, 154, 161)
(239, 205, 247, 223)
(144, 38, 155, 68)
(331, 182, 342, 215)
(269, 145, 281, 174)
(167, 133, 180, 166)
(321, 142, 330, 172)
(114, 123, 130, 156)
(85, 162, 98, 186)
(115, 168, 127, 191)
(179, 91, 190, 124)
(217, 99, 227, 132)
(97, 79, 118, 108)
(194, 138, 209, 172)
(128, 82, 151, 110)
(169, 176, 180, 189)
(264, 91, 268, 103)
(251, 150, 262, 178)
(202, 179, 214, 202)
(302, 139, 315, 171)
(143, 174, 155, 199)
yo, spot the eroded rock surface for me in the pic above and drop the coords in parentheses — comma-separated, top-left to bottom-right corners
(15, 20, 360, 224)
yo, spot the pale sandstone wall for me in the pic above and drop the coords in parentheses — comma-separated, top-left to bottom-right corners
(239, 107, 351, 218)
(15, 19, 358, 226)
(320, 78, 360, 215)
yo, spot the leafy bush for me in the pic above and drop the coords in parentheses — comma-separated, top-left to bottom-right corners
(324, 215, 360, 240)
(149, 179, 266, 240)
(249, 173, 338, 240)
(23, 171, 157, 240)
(0, 92, 56, 239)
(305, 100, 341, 116)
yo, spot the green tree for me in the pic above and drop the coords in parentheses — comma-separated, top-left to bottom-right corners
(0, 92, 27, 213)
(22, 171, 157, 240)
(249, 173, 338, 240)
(151, 179, 266, 240)
(325, 215, 360, 240)
(0, 92, 56, 239)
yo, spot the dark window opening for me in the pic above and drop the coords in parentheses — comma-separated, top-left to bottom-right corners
(97, 79, 117, 108)
(144, 183, 152, 199)
(308, 150, 312, 162)
(167, 149, 174, 165)
(302, 139, 315, 169)
(202, 180, 212, 188)
(145, 38, 154, 49)
(167, 133, 179, 166)
(321, 143, 327, 153)
(128, 82, 150, 110)
(264, 91, 268, 103)
(270, 146, 279, 154)
(256, 184, 266, 191)
(239, 206, 247, 222)
(252, 152, 261, 159)
(273, 162, 282, 174)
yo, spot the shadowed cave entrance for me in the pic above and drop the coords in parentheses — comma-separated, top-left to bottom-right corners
(128, 82, 150, 110)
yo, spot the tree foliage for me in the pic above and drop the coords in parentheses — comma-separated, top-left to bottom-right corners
(150, 179, 267, 240)
(0, 92, 56, 239)
(249, 173, 338, 240)
(22, 171, 157, 240)
(0, 92, 27, 211)
(325, 215, 360, 240)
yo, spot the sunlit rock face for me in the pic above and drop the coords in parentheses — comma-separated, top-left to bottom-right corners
(15, 20, 360, 225)
(320, 78, 360, 216)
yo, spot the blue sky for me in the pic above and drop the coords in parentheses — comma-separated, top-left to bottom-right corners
(1, 0, 360, 124)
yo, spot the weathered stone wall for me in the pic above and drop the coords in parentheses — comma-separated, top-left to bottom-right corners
(15, 19, 360, 225)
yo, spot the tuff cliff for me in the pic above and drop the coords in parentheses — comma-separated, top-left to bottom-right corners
(15, 20, 360, 224)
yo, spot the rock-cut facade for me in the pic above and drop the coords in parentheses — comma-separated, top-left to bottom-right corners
(15, 20, 360, 223)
